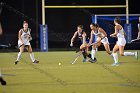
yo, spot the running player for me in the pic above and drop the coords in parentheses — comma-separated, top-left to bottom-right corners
(15, 21, 39, 64)
(0, 73, 6, 85)
(0, 22, 2, 35)
(137, 17, 140, 39)
(0, 22, 6, 85)
(110, 17, 138, 66)
(89, 23, 111, 61)
(70, 25, 93, 62)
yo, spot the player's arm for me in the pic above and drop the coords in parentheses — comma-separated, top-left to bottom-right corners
(138, 24, 140, 32)
(28, 28, 32, 41)
(99, 28, 107, 39)
(138, 24, 140, 38)
(110, 25, 119, 37)
(70, 31, 77, 47)
(89, 31, 93, 45)
(18, 29, 23, 44)
(82, 32, 87, 44)
(0, 22, 3, 35)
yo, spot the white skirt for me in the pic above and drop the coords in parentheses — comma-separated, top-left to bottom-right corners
(116, 38, 126, 46)
(18, 39, 30, 47)
(101, 37, 109, 44)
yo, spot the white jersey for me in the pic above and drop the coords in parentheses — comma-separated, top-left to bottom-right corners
(116, 25, 126, 46)
(116, 28, 125, 38)
(93, 29, 103, 38)
(18, 28, 31, 46)
(92, 29, 109, 44)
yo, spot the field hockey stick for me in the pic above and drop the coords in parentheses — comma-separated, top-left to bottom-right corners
(131, 38, 140, 42)
(87, 43, 96, 47)
(17, 35, 32, 49)
(71, 51, 83, 64)
(71, 43, 96, 64)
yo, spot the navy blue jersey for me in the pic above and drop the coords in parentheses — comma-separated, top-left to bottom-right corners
(77, 31, 89, 44)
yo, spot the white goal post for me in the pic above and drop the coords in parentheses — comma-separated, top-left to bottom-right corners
(42, 0, 129, 25)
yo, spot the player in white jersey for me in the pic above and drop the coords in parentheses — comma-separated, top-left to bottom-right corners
(137, 17, 140, 39)
(110, 17, 138, 66)
(15, 21, 39, 64)
(89, 23, 111, 61)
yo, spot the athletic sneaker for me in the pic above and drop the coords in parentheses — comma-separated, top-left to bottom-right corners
(90, 57, 97, 63)
(134, 51, 138, 60)
(0, 77, 6, 85)
(112, 62, 119, 66)
(82, 58, 87, 62)
(33, 60, 39, 64)
(15, 61, 19, 65)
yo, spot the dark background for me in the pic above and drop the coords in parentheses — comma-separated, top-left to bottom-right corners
(0, 0, 140, 50)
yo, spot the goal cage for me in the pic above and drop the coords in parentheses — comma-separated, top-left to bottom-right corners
(41, 0, 129, 51)
(92, 14, 140, 44)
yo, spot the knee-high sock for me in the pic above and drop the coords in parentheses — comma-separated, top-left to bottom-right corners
(124, 52, 134, 56)
(87, 53, 92, 58)
(16, 52, 22, 61)
(91, 49, 96, 59)
(112, 53, 118, 63)
(30, 53, 35, 62)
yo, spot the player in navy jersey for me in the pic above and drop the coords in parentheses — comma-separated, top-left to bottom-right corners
(70, 25, 94, 62)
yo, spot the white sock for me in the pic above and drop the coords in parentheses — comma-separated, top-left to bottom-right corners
(112, 53, 118, 63)
(16, 52, 22, 61)
(30, 53, 35, 62)
(124, 52, 134, 56)
(91, 49, 96, 59)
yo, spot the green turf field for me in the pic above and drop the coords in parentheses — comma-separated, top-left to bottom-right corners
(0, 51, 140, 93)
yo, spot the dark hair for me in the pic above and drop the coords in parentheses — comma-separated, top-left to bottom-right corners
(23, 21, 28, 25)
(114, 16, 121, 24)
(77, 25, 83, 29)
(90, 23, 99, 28)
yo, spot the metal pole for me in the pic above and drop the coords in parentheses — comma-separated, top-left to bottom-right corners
(126, 0, 129, 24)
(36, 0, 39, 49)
(44, 5, 126, 8)
(42, 0, 45, 25)
(95, 14, 97, 24)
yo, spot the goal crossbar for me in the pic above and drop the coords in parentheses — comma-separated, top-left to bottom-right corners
(42, 0, 129, 25)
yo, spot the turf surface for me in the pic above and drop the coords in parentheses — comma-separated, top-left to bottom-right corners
(0, 51, 140, 93)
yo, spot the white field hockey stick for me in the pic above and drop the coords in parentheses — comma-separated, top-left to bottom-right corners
(17, 35, 32, 49)
(71, 51, 83, 64)
(131, 38, 140, 42)
(71, 43, 95, 64)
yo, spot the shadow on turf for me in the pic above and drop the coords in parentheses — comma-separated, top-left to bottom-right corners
(95, 62, 139, 88)
(7, 81, 140, 88)
(4, 49, 68, 87)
